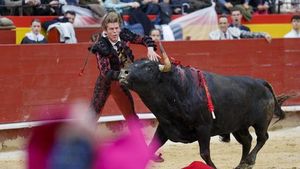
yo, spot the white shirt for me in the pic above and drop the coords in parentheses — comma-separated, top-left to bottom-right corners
(109, 38, 121, 51)
(47, 22, 77, 43)
(209, 27, 241, 40)
(102, 32, 121, 51)
(25, 32, 45, 42)
(284, 29, 300, 38)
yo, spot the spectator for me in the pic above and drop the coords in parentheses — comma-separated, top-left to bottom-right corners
(0, 16, 15, 29)
(188, 0, 212, 13)
(59, 0, 105, 21)
(43, 10, 76, 29)
(209, 15, 271, 42)
(79, 0, 106, 19)
(43, 10, 77, 43)
(64, 10, 76, 24)
(150, 28, 161, 42)
(169, 0, 189, 14)
(3, 0, 40, 15)
(138, 0, 172, 24)
(138, 0, 173, 25)
(287, 0, 300, 13)
(104, 0, 154, 35)
(33, 0, 63, 16)
(217, 0, 253, 21)
(21, 19, 47, 44)
(0, 0, 5, 15)
(249, 0, 270, 14)
(104, 0, 140, 14)
(284, 15, 300, 38)
(229, 7, 250, 31)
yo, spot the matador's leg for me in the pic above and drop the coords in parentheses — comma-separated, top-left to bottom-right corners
(110, 81, 139, 121)
(90, 75, 111, 116)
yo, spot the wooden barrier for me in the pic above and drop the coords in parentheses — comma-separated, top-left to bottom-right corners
(75, 27, 101, 42)
(0, 29, 16, 44)
(47, 28, 60, 43)
(0, 39, 299, 125)
(47, 27, 101, 43)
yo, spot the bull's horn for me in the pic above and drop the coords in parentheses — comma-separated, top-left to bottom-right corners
(158, 41, 171, 72)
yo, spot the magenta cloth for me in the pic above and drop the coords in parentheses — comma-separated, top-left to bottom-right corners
(27, 122, 64, 169)
(182, 161, 213, 169)
(27, 117, 155, 169)
(27, 106, 70, 169)
(93, 121, 155, 169)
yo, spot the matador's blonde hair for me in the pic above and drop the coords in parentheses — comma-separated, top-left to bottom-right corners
(101, 11, 123, 30)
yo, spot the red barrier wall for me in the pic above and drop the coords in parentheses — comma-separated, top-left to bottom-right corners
(47, 27, 100, 43)
(0, 39, 299, 124)
(0, 29, 16, 44)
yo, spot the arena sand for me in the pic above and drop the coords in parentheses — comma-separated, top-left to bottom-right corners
(0, 112, 299, 169)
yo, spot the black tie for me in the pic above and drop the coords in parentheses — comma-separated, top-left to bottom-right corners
(224, 32, 227, 39)
(115, 41, 121, 52)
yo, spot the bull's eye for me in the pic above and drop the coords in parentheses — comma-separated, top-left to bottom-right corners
(145, 67, 152, 71)
(124, 70, 129, 74)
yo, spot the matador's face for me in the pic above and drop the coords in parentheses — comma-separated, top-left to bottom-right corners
(105, 22, 121, 43)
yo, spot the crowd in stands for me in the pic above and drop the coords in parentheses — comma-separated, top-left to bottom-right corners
(210, 18, 272, 40)
(0, 0, 299, 18)
(0, 0, 300, 43)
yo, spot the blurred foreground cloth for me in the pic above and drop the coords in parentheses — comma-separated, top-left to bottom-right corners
(27, 115, 155, 169)
(182, 161, 213, 169)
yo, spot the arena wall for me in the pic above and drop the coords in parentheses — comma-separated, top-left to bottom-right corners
(0, 39, 299, 127)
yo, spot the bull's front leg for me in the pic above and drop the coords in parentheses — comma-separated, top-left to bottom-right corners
(148, 124, 168, 162)
(197, 127, 217, 169)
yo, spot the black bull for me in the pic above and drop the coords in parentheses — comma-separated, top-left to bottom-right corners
(119, 59, 289, 169)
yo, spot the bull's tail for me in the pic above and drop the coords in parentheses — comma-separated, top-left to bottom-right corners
(276, 94, 296, 106)
(262, 81, 287, 122)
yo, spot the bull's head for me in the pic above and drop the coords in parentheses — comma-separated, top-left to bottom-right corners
(119, 42, 171, 92)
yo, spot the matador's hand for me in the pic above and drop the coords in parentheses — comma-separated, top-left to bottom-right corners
(264, 33, 272, 43)
(147, 47, 161, 62)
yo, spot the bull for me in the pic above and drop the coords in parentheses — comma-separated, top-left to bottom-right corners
(119, 44, 289, 169)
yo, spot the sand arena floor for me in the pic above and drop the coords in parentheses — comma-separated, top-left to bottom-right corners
(0, 112, 299, 169)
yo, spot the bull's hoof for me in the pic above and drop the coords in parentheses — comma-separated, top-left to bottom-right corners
(151, 153, 164, 163)
(244, 156, 256, 166)
(219, 135, 230, 143)
(235, 162, 254, 169)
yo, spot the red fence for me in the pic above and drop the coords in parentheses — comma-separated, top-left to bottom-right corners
(0, 39, 299, 124)
(0, 29, 16, 44)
